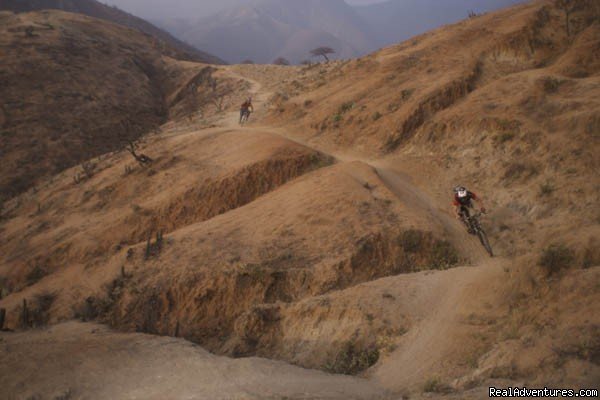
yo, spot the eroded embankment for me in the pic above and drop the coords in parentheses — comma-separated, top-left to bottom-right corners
(74, 163, 463, 373)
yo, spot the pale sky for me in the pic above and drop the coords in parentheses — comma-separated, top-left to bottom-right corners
(101, 0, 388, 20)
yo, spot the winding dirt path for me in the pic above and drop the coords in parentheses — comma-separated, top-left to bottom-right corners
(216, 66, 507, 393)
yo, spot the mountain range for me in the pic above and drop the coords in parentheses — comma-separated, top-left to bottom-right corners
(154, 0, 522, 64)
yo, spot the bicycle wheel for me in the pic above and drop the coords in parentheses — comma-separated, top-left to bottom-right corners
(477, 229, 494, 257)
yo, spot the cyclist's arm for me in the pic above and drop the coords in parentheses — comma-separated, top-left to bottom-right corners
(471, 193, 486, 212)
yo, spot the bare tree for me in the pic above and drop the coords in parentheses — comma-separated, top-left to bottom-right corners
(211, 95, 226, 112)
(125, 140, 153, 166)
(208, 76, 228, 113)
(310, 47, 335, 62)
(555, 0, 577, 37)
(273, 57, 291, 65)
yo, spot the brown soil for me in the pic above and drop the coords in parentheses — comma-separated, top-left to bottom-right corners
(0, 1, 598, 399)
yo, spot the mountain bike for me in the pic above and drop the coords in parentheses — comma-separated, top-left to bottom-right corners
(463, 211, 494, 257)
(240, 109, 251, 125)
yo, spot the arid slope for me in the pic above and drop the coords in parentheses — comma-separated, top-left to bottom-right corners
(0, 1, 598, 399)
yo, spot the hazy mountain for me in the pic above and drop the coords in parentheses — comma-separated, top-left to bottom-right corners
(354, 0, 522, 47)
(95, 0, 387, 21)
(0, 0, 225, 63)
(167, 0, 376, 64)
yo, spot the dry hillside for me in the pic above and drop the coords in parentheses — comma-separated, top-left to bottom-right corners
(0, 0, 225, 64)
(0, 1, 599, 399)
(0, 10, 231, 199)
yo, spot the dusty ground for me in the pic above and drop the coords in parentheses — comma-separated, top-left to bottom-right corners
(0, 1, 599, 399)
(0, 322, 391, 400)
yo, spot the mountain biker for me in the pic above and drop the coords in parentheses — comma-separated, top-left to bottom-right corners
(239, 97, 254, 124)
(453, 186, 486, 234)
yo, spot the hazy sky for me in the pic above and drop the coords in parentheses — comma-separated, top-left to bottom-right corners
(101, 0, 388, 20)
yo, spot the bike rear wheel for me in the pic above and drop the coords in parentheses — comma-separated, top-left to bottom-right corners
(477, 228, 494, 257)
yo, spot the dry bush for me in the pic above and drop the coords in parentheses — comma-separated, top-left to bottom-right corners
(541, 77, 563, 93)
(539, 243, 575, 276)
(18, 292, 57, 328)
(325, 341, 379, 375)
(423, 376, 453, 393)
(399, 229, 459, 269)
(503, 162, 539, 182)
(494, 132, 516, 144)
(582, 237, 600, 269)
(26, 264, 48, 286)
(539, 180, 555, 197)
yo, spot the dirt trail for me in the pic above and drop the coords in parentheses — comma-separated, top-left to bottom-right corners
(0, 322, 391, 400)
(215, 66, 506, 393)
(218, 66, 490, 263)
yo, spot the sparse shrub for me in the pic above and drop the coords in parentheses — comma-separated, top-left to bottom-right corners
(503, 162, 539, 182)
(401, 88, 414, 100)
(429, 240, 460, 269)
(81, 161, 95, 179)
(423, 376, 451, 393)
(333, 114, 342, 123)
(26, 265, 48, 286)
(73, 296, 102, 321)
(304, 99, 313, 107)
(401, 229, 425, 253)
(273, 57, 291, 66)
(372, 112, 382, 121)
(339, 102, 355, 114)
(145, 230, 165, 260)
(30, 292, 57, 326)
(542, 77, 563, 93)
(326, 342, 379, 375)
(539, 243, 575, 276)
(582, 237, 600, 269)
(539, 181, 555, 196)
(494, 132, 516, 144)
(467, 10, 479, 19)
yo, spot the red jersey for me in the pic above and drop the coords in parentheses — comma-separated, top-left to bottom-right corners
(453, 191, 478, 206)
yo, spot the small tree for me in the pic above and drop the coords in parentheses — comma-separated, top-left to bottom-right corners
(273, 57, 291, 66)
(310, 46, 335, 62)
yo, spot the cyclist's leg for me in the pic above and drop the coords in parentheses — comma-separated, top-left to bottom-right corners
(459, 206, 473, 233)
(463, 205, 477, 234)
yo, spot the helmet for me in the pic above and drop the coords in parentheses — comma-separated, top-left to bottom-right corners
(454, 186, 468, 198)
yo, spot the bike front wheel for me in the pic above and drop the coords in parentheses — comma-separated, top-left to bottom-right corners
(477, 229, 494, 257)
